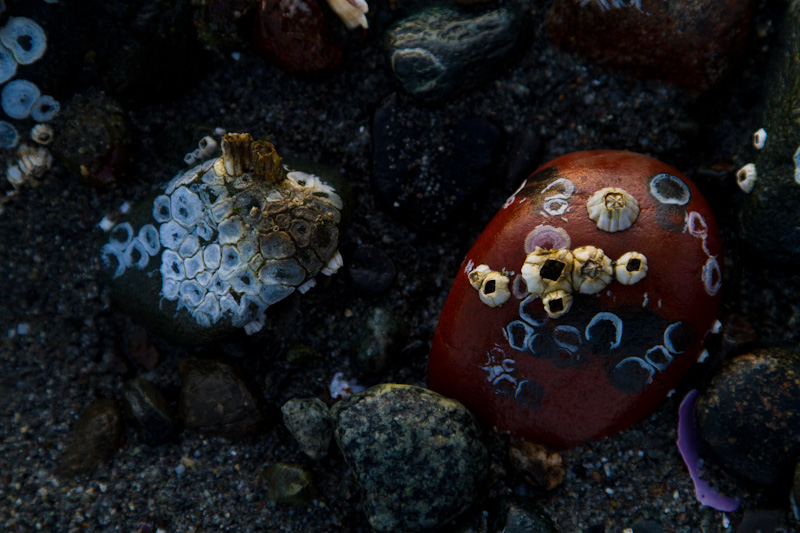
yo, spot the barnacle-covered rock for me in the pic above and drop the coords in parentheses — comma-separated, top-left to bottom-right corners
(100, 133, 347, 344)
(428, 151, 722, 449)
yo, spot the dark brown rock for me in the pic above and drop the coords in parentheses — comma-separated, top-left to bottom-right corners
(58, 399, 124, 477)
(121, 378, 175, 445)
(546, 0, 756, 94)
(508, 441, 565, 491)
(178, 357, 268, 438)
(253, 0, 342, 77)
(697, 348, 800, 485)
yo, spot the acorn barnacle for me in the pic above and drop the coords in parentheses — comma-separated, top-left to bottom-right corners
(614, 251, 648, 285)
(586, 187, 639, 232)
(571, 245, 613, 294)
(99, 132, 346, 344)
(521, 247, 574, 297)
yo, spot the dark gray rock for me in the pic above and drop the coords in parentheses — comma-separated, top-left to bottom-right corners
(331, 384, 487, 532)
(494, 497, 557, 533)
(347, 245, 396, 294)
(356, 307, 409, 374)
(178, 356, 268, 438)
(696, 348, 800, 485)
(281, 397, 333, 460)
(121, 377, 175, 445)
(259, 463, 317, 504)
(372, 93, 502, 230)
(383, 5, 530, 102)
(58, 398, 124, 477)
(740, 0, 800, 260)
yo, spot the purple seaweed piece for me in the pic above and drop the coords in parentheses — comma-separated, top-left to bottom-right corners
(677, 389, 740, 512)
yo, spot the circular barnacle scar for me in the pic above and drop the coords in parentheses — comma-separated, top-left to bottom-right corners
(0, 46, 16, 84)
(702, 256, 721, 296)
(0, 17, 47, 65)
(585, 311, 623, 350)
(644, 345, 673, 371)
(649, 173, 691, 205)
(614, 252, 648, 285)
(30, 95, 59, 122)
(478, 271, 511, 308)
(586, 187, 639, 232)
(1, 79, 39, 119)
(0, 120, 18, 149)
(108, 222, 134, 250)
(524, 225, 571, 253)
(506, 320, 537, 353)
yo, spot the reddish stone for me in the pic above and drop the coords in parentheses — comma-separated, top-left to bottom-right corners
(546, 0, 756, 94)
(428, 151, 722, 449)
(253, 0, 343, 77)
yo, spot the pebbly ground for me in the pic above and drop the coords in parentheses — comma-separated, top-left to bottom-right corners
(1, 0, 799, 531)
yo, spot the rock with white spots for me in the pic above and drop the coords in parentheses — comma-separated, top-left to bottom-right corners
(428, 151, 722, 449)
(740, 0, 800, 260)
(99, 133, 347, 344)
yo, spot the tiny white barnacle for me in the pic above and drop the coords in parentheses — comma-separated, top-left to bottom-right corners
(571, 245, 613, 294)
(325, 0, 368, 30)
(542, 289, 573, 319)
(521, 247, 574, 297)
(615, 252, 648, 285)
(736, 163, 757, 194)
(478, 271, 511, 308)
(468, 264, 491, 290)
(586, 187, 639, 232)
(753, 128, 767, 150)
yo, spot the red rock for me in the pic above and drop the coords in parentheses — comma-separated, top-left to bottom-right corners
(428, 151, 722, 449)
(253, 0, 343, 78)
(546, 0, 756, 94)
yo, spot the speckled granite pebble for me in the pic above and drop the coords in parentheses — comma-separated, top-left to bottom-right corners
(121, 377, 175, 445)
(281, 397, 333, 460)
(179, 357, 268, 438)
(331, 383, 487, 532)
(383, 5, 530, 101)
(57, 398, 124, 477)
(697, 347, 800, 485)
(740, 0, 800, 260)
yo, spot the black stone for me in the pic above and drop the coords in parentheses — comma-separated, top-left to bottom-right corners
(696, 348, 800, 485)
(121, 377, 175, 445)
(58, 398, 124, 477)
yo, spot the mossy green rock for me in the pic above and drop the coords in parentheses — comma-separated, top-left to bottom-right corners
(260, 462, 317, 505)
(740, 0, 800, 260)
(383, 5, 530, 102)
(331, 384, 487, 532)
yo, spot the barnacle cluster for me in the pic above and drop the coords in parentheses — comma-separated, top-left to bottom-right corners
(101, 133, 344, 334)
(521, 246, 647, 318)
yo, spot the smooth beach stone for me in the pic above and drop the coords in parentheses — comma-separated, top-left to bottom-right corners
(546, 0, 755, 93)
(372, 93, 502, 230)
(428, 151, 722, 449)
(383, 5, 530, 101)
(281, 397, 334, 460)
(331, 384, 488, 532)
(179, 356, 268, 437)
(260, 463, 317, 504)
(58, 399, 124, 477)
(740, 0, 800, 260)
(696, 348, 800, 485)
(356, 307, 410, 374)
(51, 91, 130, 188)
(121, 377, 175, 445)
(253, 0, 342, 77)
(99, 133, 346, 345)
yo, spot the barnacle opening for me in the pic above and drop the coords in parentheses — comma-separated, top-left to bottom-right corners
(586, 187, 639, 232)
(477, 270, 510, 308)
(615, 252, 648, 285)
(521, 247, 574, 297)
(571, 245, 613, 294)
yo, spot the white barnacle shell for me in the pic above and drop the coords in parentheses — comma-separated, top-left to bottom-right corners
(571, 245, 613, 294)
(615, 251, 648, 285)
(325, 0, 369, 30)
(542, 289, 573, 319)
(736, 163, 757, 194)
(753, 128, 767, 150)
(468, 264, 492, 290)
(586, 187, 639, 232)
(30, 124, 53, 146)
(521, 247, 574, 297)
(478, 271, 511, 308)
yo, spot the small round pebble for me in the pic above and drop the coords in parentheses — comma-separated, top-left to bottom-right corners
(331, 384, 487, 532)
(697, 347, 800, 485)
(281, 397, 334, 460)
(179, 357, 268, 438)
(121, 377, 175, 446)
(260, 463, 317, 505)
(58, 398, 124, 477)
(356, 307, 410, 374)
